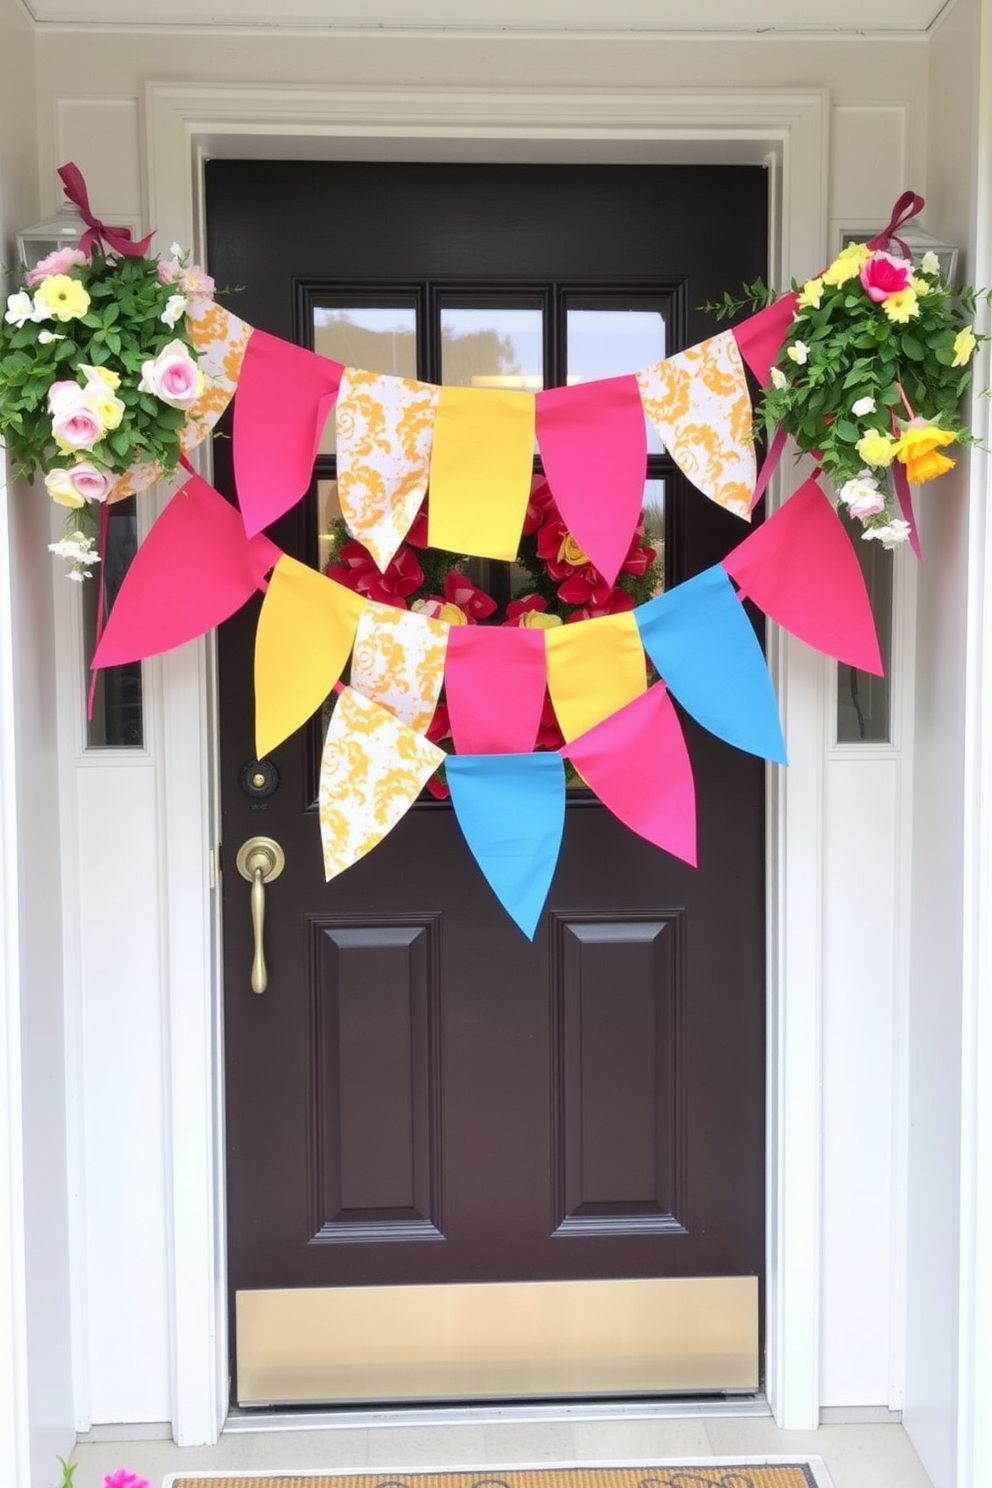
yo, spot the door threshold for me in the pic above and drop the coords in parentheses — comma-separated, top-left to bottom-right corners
(224, 1396, 771, 1433)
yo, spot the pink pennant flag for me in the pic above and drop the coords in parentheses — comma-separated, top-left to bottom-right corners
(445, 626, 548, 755)
(732, 293, 799, 387)
(535, 375, 647, 587)
(233, 329, 344, 536)
(92, 473, 281, 669)
(562, 683, 697, 867)
(722, 477, 883, 675)
(892, 461, 923, 560)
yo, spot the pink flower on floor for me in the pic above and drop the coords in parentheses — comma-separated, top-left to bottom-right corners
(103, 1471, 151, 1488)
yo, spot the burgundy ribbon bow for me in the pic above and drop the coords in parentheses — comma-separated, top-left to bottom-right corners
(57, 161, 155, 259)
(866, 190, 925, 261)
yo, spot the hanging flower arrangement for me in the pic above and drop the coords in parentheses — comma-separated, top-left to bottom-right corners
(0, 169, 215, 578)
(324, 477, 663, 792)
(707, 237, 985, 547)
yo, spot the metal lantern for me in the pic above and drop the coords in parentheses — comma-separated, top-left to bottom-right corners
(841, 223, 959, 283)
(16, 200, 85, 269)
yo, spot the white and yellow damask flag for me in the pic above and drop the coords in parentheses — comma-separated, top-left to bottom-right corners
(637, 329, 755, 519)
(318, 687, 446, 881)
(335, 368, 440, 571)
(348, 598, 449, 734)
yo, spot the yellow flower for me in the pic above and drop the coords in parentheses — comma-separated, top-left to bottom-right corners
(437, 603, 468, 626)
(952, 326, 977, 367)
(519, 610, 563, 630)
(856, 429, 899, 468)
(797, 276, 824, 310)
(787, 340, 810, 365)
(821, 242, 871, 286)
(911, 276, 931, 296)
(43, 468, 86, 508)
(896, 422, 957, 484)
(79, 363, 121, 391)
(881, 288, 919, 324)
(83, 384, 126, 432)
(558, 532, 590, 567)
(32, 273, 91, 323)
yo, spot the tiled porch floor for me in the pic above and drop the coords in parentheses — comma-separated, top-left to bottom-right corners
(70, 1408, 936, 1488)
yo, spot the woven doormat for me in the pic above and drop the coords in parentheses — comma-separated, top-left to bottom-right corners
(165, 1466, 830, 1488)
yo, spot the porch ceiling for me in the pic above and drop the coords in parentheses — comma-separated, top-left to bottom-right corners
(22, 0, 956, 32)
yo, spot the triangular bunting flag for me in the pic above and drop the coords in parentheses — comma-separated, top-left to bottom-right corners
(319, 687, 445, 880)
(446, 752, 566, 939)
(181, 300, 252, 456)
(635, 565, 787, 763)
(731, 293, 800, 386)
(92, 473, 280, 668)
(722, 477, 884, 675)
(444, 625, 548, 755)
(234, 329, 343, 536)
(336, 368, 440, 572)
(535, 374, 647, 587)
(254, 557, 365, 758)
(562, 684, 697, 867)
(636, 331, 755, 519)
(428, 386, 535, 559)
(350, 597, 449, 733)
(544, 611, 646, 742)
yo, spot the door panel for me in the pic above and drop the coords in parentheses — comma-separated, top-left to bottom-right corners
(209, 160, 768, 1403)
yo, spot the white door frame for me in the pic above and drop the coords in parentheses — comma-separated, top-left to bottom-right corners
(142, 80, 829, 1444)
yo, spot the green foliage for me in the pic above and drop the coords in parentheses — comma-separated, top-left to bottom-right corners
(0, 247, 201, 487)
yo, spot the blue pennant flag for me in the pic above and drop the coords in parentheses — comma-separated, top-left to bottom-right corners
(446, 753, 566, 939)
(635, 565, 787, 764)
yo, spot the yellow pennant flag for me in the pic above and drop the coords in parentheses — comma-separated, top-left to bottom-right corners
(428, 386, 535, 559)
(545, 611, 647, 743)
(254, 556, 365, 758)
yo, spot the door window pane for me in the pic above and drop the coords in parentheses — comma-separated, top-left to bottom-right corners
(84, 496, 142, 748)
(440, 305, 544, 391)
(313, 304, 417, 454)
(836, 510, 893, 742)
(566, 303, 667, 454)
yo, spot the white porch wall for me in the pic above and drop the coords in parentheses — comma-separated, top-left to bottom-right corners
(0, 1, 76, 1483)
(31, 23, 933, 1428)
(904, 3, 985, 1487)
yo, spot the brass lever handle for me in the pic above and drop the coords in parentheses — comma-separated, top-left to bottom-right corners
(235, 836, 286, 994)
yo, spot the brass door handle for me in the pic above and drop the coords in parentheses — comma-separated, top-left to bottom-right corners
(235, 836, 286, 994)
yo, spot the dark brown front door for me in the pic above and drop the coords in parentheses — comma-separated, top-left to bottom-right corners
(209, 160, 768, 1405)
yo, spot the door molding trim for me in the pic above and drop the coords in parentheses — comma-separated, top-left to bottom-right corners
(142, 79, 828, 1444)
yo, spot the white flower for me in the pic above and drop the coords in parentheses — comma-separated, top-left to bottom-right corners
(169, 242, 185, 259)
(48, 528, 101, 578)
(770, 366, 788, 390)
(37, 330, 66, 344)
(852, 396, 876, 417)
(839, 472, 886, 520)
(787, 340, 810, 365)
(4, 291, 34, 328)
(862, 518, 912, 549)
(921, 250, 941, 276)
(160, 293, 188, 329)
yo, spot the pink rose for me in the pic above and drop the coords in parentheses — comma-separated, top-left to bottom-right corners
(180, 264, 215, 299)
(157, 259, 180, 286)
(138, 339, 205, 409)
(49, 384, 105, 453)
(25, 246, 89, 287)
(66, 460, 113, 503)
(860, 251, 912, 303)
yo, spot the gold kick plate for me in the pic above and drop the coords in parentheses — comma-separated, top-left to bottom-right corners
(236, 1275, 758, 1406)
